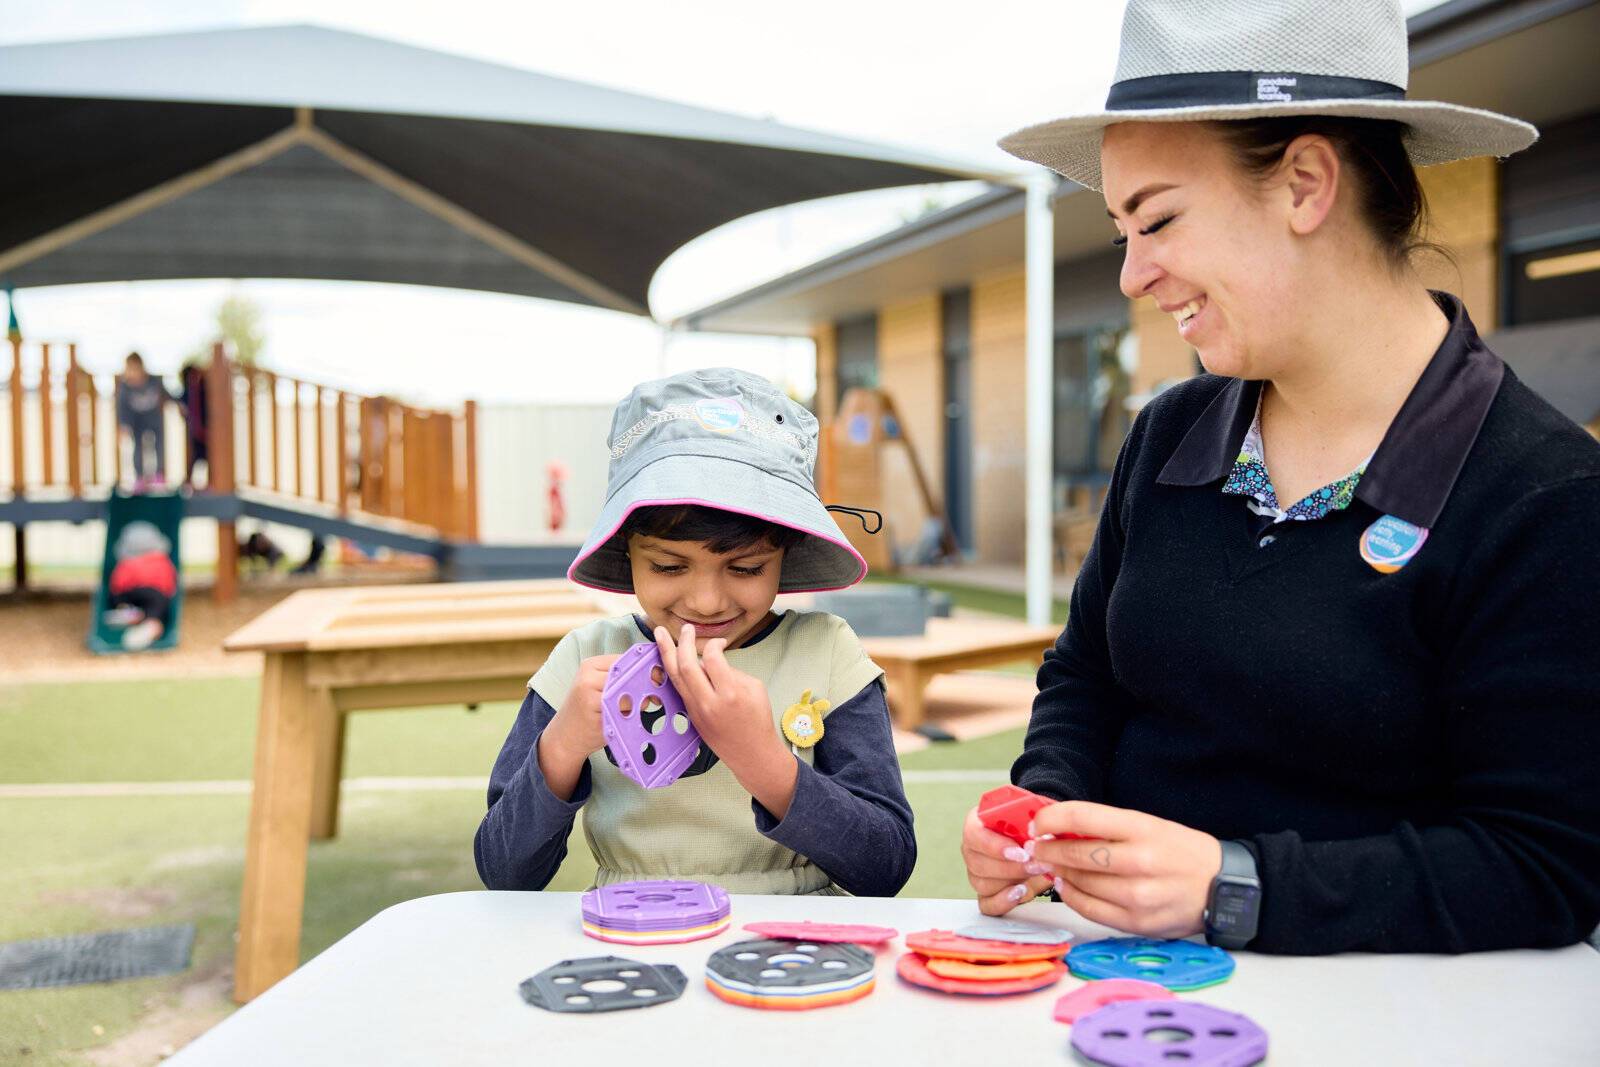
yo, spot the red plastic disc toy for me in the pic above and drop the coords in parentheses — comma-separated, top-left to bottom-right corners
(897, 951, 1066, 996)
(1052, 978, 1176, 1023)
(906, 929, 1073, 963)
(741, 921, 898, 944)
(978, 785, 1092, 844)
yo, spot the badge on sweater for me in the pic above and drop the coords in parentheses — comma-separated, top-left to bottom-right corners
(781, 689, 829, 748)
(1359, 515, 1429, 573)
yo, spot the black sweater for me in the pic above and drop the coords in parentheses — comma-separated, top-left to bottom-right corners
(1014, 296, 1600, 955)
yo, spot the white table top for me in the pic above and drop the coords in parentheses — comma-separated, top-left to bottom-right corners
(172, 891, 1600, 1066)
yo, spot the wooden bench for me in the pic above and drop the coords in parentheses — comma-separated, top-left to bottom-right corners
(860, 617, 1061, 730)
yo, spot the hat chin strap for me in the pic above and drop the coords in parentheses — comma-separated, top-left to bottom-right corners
(826, 505, 883, 535)
(1105, 70, 1405, 111)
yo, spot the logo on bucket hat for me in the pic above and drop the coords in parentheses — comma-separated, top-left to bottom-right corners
(693, 397, 744, 433)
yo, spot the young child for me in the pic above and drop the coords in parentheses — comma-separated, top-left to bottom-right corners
(103, 521, 177, 651)
(475, 368, 914, 897)
(116, 352, 171, 492)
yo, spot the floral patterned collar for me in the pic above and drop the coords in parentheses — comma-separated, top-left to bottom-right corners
(1220, 391, 1372, 524)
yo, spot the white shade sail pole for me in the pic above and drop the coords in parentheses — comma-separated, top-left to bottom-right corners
(1024, 170, 1056, 628)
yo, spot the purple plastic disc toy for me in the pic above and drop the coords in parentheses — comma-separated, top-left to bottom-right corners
(582, 880, 731, 931)
(601, 643, 701, 789)
(1071, 1000, 1268, 1067)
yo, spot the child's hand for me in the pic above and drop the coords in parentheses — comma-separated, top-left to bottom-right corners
(654, 623, 798, 817)
(543, 653, 623, 765)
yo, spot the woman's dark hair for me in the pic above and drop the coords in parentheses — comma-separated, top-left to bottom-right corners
(1211, 116, 1449, 270)
(617, 504, 805, 556)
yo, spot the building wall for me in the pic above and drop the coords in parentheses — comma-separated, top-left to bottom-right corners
(1130, 297, 1196, 397)
(475, 402, 614, 545)
(812, 322, 838, 500)
(971, 269, 1028, 564)
(1418, 156, 1499, 329)
(875, 295, 944, 553)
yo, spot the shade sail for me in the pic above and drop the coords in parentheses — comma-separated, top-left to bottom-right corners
(0, 25, 991, 315)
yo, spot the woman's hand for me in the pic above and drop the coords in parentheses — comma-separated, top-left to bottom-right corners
(539, 652, 622, 799)
(654, 624, 798, 817)
(960, 806, 1055, 915)
(1030, 801, 1222, 939)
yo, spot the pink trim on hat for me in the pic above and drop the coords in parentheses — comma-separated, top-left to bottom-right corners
(566, 497, 869, 594)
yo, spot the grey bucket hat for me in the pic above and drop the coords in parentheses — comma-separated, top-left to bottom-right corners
(568, 368, 867, 594)
(114, 521, 170, 560)
(999, 0, 1538, 191)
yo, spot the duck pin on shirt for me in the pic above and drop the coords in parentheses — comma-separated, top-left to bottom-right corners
(782, 689, 829, 749)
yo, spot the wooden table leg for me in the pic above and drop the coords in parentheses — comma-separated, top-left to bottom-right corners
(308, 687, 344, 841)
(882, 663, 929, 731)
(234, 652, 317, 1003)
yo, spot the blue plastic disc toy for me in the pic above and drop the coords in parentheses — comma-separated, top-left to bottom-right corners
(1066, 937, 1235, 991)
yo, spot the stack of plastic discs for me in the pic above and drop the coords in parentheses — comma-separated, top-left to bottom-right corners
(897, 928, 1072, 996)
(580, 880, 731, 946)
(705, 939, 876, 1010)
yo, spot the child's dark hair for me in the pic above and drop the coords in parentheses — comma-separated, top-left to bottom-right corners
(1211, 117, 1451, 272)
(617, 504, 805, 556)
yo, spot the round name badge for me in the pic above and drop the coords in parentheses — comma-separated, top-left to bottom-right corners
(1359, 515, 1429, 573)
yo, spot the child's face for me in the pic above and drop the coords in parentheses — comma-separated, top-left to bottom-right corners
(628, 534, 783, 651)
(124, 362, 147, 385)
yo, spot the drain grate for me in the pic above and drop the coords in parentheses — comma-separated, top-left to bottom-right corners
(0, 923, 195, 990)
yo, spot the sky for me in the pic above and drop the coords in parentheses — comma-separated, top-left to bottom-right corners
(1, 0, 1447, 406)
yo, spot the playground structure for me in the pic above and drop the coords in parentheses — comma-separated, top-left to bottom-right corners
(1, 338, 573, 602)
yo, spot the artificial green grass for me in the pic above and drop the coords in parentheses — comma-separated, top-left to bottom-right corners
(0, 678, 521, 784)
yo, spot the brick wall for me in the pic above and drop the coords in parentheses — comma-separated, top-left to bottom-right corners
(971, 269, 1028, 564)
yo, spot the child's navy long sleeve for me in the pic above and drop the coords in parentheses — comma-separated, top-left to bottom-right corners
(474, 679, 916, 896)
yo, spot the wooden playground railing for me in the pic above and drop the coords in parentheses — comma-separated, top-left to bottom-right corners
(5, 337, 480, 540)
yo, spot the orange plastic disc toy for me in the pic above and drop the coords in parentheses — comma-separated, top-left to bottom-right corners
(924, 956, 1057, 981)
(897, 951, 1067, 996)
(905, 929, 1073, 963)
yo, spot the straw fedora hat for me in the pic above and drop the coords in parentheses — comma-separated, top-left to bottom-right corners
(1000, 0, 1537, 190)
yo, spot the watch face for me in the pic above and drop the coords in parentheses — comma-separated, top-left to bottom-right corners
(1208, 881, 1260, 934)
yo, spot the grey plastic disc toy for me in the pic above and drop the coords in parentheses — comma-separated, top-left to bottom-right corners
(519, 955, 687, 1013)
(956, 918, 1075, 945)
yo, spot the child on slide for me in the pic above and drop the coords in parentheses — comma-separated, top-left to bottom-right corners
(103, 521, 177, 651)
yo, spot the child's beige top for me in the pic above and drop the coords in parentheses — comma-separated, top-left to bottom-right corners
(528, 610, 884, 895)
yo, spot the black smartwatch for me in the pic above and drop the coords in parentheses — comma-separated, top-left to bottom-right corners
(1203, 840, 1261, 949)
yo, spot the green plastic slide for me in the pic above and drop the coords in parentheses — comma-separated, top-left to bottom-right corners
(88, 491, 185, 655)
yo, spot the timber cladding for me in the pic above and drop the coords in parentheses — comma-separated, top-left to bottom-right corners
(971, 270, 1028, 565)
(876, 295, 945, 554)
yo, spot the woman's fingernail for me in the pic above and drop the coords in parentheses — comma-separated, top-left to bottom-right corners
(1003, 846, 1028, 863)
(1034, 833, 1058, 843)
(1027, 819, 1037, 838)
(1024, 862, 1050, 876)
(1053, 877, 1068, 897)
(1021, 839, 1036, 859)
(1007, 884, 1028, 903)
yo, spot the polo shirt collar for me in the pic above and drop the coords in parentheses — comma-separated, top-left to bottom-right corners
(1156, 292, 1504, 529)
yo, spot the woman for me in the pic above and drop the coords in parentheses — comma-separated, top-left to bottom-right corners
(963, 0, 1600, 955)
